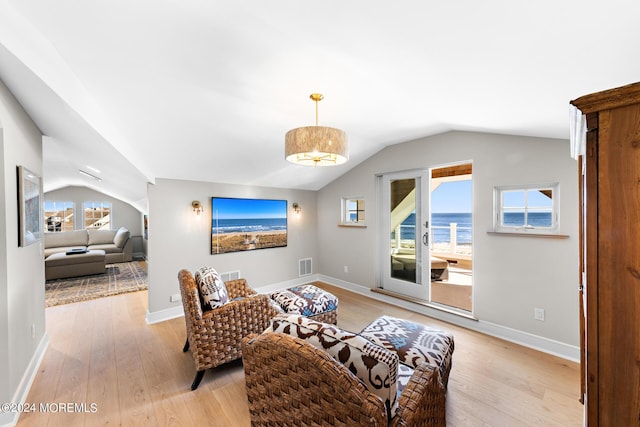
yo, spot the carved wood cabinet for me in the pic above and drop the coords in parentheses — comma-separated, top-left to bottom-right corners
(571, 82, 640, 426)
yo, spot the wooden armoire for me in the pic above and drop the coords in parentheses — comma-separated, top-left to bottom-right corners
(571, 82, 640, 426)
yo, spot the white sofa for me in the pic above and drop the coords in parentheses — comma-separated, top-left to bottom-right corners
(44, 227, 133, 264)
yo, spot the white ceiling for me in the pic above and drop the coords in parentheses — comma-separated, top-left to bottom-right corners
(1, 0, 639, 212)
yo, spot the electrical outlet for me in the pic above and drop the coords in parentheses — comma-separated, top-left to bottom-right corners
(534, 308, 545, 321)
(344, 266, 349, 273)
(170, 294, 182, 303)
(31, 324, 36, 339)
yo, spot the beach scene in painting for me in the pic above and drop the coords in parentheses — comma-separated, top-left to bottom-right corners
(211, 197, 287, 254)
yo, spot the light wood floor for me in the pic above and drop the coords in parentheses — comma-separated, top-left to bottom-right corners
(18, 283, 583, 426)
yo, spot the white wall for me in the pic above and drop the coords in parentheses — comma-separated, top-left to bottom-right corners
(0, 129, 7, 412)
(0, 79, 46, 423)
(317, 131, 580, 349)
(146, 178, 317, 317)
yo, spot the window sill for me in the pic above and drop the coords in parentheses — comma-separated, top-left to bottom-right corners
(338, 223, 367, 228)
(487, 231, 569, 239)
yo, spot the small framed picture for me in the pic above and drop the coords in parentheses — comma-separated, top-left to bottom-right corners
(17, 165, 43, 247)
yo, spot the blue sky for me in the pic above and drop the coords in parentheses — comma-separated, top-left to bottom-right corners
(431, 180, 472, 213)
(503, 189, 552, 208)
(211, 197, 287, 219)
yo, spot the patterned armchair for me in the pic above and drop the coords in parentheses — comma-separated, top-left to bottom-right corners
(177, 269, 279, 390)
(242, 314, 449, 426)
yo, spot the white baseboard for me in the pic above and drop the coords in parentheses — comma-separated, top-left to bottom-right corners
(0, 333, 50, 427)
(145, 274, 321, 324)
(254, 274, 320, 294)
(145, 304, 184, 324)
(319, 275, 580, 362)
(474, 319, 580, 362)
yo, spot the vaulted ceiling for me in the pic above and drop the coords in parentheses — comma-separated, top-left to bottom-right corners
(1, 1, 639, 212)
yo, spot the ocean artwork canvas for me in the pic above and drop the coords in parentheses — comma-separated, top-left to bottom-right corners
(211, 197, 287, 254)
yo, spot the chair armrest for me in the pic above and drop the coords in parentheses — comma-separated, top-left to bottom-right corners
(178, 269, 204, 320)
(200, 294, 273, 331)
(242, 332, 388, 426)
(391, 363, 447, 427)
(225, 278, 257, 299)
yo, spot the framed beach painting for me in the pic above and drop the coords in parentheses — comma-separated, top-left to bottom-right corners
(17, 165, 43, 247)
(211, 197, 287, 254)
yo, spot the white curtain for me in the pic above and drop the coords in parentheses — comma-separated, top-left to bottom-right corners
(569, 104, 587, 160)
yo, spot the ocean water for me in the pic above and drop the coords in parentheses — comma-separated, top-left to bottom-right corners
(397, 211, 552, 244)
(211, 218, 287, 234)
(502, 212, 552, 227)
(431, 212, 473, 244)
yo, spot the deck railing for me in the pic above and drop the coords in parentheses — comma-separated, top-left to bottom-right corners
(395, 222, 472, 255)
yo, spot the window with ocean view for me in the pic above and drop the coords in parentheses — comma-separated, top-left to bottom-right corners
(341, 197, 365, 225)
(494, 183, 558, 234)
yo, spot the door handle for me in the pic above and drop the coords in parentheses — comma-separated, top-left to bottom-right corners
(423, 220, 429, 246)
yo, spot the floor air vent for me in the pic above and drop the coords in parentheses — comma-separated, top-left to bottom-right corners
(299, 258, 312, 276)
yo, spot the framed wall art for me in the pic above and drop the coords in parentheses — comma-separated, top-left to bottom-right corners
(211, 197, 287, 254)
(17, 165, 43, 247)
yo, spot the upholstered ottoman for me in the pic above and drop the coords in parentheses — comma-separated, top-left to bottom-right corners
(360, 315, 454, 387)
(45, 249, 107, 280)
(270, 284, 338, 324)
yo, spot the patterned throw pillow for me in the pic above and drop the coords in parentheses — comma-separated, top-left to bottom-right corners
(270, 314, 399, 419)
(194, 266, 229, 311)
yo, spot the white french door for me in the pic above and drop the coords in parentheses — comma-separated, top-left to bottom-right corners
(378, 170, 430, 299)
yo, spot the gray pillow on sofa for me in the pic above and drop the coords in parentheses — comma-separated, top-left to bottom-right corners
(88, 229, 117, 245)
(113, 227, 130, 249)
(45, 229, 88, 248)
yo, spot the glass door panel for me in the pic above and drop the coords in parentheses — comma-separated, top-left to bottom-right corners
(379, 171, 429, 299)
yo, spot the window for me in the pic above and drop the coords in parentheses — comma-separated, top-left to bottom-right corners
(494, 183, 558, 234)
(44, 201, 74, 232)
(83, 202, 111, 229)
(341, 197, 365, 226)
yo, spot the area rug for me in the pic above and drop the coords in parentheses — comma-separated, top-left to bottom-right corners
(45, 261, 148, 307)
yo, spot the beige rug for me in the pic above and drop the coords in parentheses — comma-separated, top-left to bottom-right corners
(45, 261, 148, 307)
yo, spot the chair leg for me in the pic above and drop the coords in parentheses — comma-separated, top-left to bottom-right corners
(191, 370, 205, 391)
(183, 338, 190, 352)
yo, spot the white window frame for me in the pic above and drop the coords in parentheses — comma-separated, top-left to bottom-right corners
(44, 201, 75, 232)
(340, 197, 366, 227)
(493, 183, 559, 234)
(83, 201, 112, 230)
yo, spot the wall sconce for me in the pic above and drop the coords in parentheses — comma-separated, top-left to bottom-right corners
(292, 202, 301, 214)
(192, 200, 204, 215)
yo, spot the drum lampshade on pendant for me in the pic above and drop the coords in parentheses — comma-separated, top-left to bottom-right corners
(285, 93, 348, 166)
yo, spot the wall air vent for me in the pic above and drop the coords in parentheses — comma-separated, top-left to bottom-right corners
(220, 270, 241, 282)
(299, 258, 312, 277)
